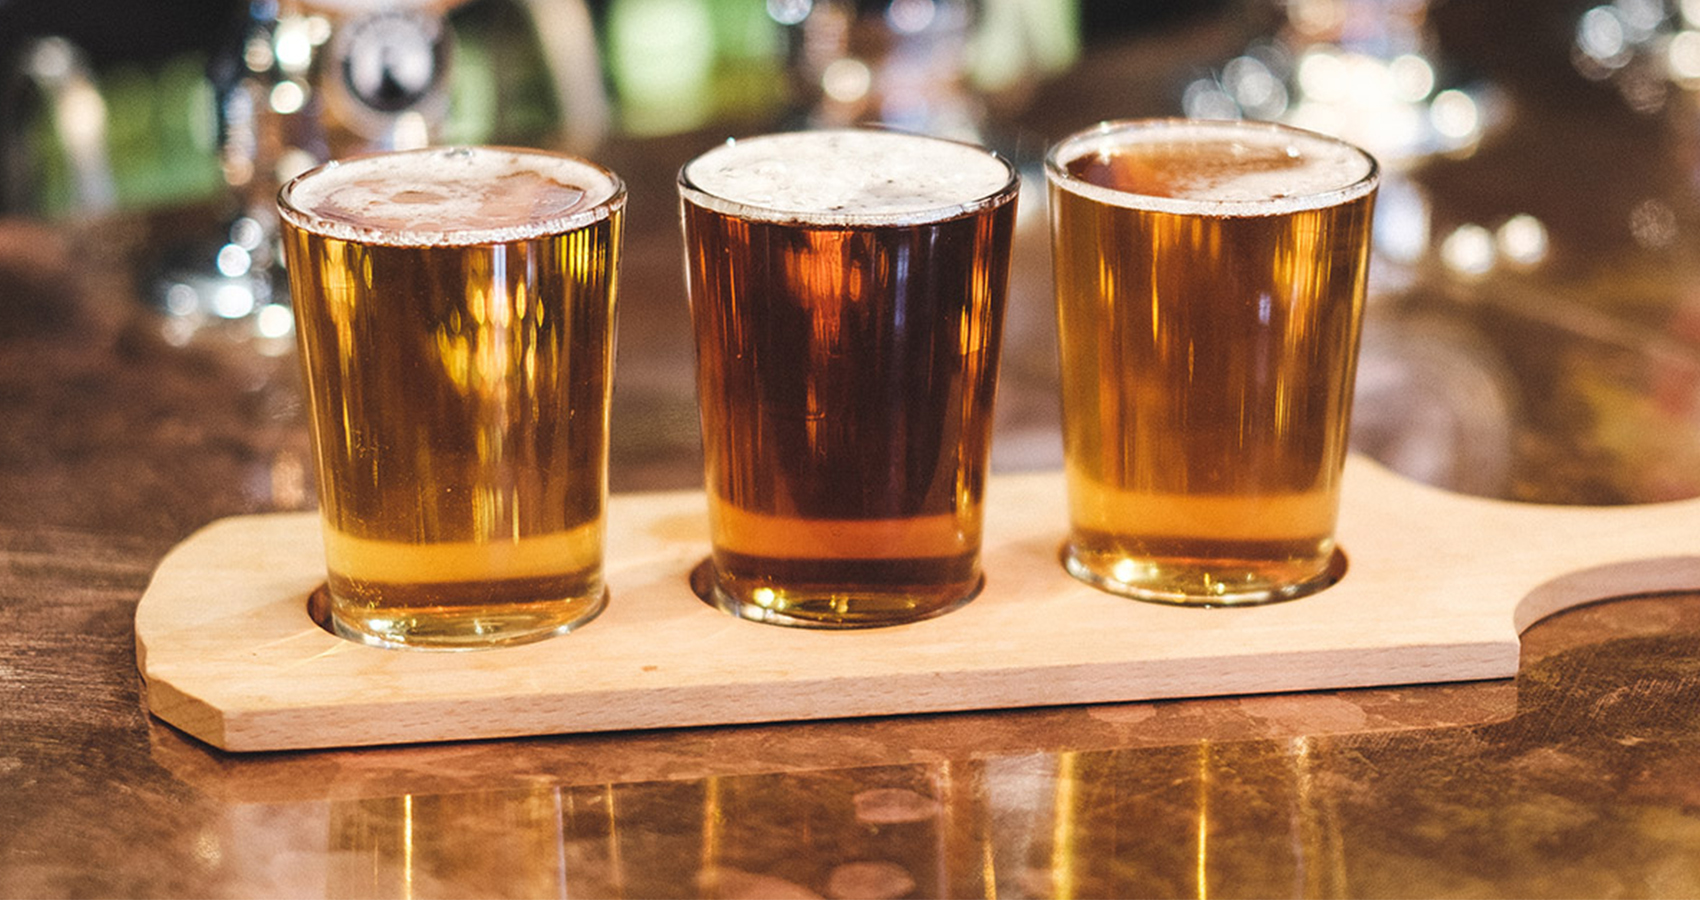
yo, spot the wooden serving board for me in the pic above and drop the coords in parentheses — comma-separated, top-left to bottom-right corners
(135, 457, 1700, 752)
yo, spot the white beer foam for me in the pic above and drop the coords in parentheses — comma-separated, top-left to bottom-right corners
(681, 130, 1017, 226)
(280, 146, 622, 246)
(1048, 120, 1377, 217)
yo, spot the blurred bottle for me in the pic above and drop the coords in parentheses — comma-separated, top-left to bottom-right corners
(0, 37, 118, 217)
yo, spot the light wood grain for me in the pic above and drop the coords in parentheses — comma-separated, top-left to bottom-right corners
(134, 457, 1700, 752)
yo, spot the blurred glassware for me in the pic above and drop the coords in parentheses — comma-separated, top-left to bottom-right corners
(1181, 0, 1506, 169)
(1174, 0, 1520, 299)
(772, 0, 987, 139)
(146, 0, 459, 349)
(153, 0, 608, 348)
(1571, 0, 1690, 116)
(210, 0, 455, 228)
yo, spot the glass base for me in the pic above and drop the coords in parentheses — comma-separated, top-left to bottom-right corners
(689, 558, 982, 629)
(1061, 543, 1346, 608)
(309, 584, 607, 651)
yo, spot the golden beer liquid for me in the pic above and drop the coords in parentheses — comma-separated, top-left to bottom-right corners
(680, 130, 1018, 628)
(280, 147, 623, 648)
(1048, 121, 1376, 605)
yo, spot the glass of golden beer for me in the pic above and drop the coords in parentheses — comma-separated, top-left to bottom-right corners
(1046, 119, 1378, 606)
(278, 146, 624, 649)
(679, 129, 1020, 628)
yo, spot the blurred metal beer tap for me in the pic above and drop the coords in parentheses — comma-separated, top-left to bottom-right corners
(212, 0, 455, 218)
(153, 0, 456, 348)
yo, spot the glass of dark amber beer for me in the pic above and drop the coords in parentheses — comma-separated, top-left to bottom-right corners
(1046, 119, 1378, 606)
(278, 146, 624, 649)
(679, 129, 1019, 628)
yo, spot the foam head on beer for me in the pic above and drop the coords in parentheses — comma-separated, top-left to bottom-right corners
(1050, 119, 1376, 216)
(680, 129, 1016, 226)
(280, 146, 623, 245)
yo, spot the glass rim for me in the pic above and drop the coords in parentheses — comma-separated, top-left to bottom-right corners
(277, 145, 627, 248)
(677, 127, 1021, 229)
(1044, 118, 1380, 217)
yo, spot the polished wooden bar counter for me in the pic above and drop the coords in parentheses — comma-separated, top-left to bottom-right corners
(8, 6, 1700, 897)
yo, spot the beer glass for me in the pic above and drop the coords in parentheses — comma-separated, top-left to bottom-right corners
(679, 129, 1019, 628)
(1046, 119, 1378, 606)
(279, 146, 624, 648)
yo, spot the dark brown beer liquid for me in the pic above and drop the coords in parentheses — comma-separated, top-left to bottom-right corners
(280, 147, 623, 648)
(1049, 121, 1376, 605)
(680, 131, 1018, 627)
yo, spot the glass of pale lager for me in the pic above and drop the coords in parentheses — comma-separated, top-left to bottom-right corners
(679, 129, 1020, 628)
(278, 146, 624, 648)
(1046, 119, 1378, 606)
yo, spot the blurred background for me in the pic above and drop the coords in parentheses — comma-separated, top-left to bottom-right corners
(4, 0, 1700, 539)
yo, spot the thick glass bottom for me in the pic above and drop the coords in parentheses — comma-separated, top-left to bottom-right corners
(315, 572, 607, 650)
(1062, 533, 1346, 607)
(690, 552, 983, 629)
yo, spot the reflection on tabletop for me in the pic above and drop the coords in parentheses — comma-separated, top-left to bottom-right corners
(6, 0, 1700, 897)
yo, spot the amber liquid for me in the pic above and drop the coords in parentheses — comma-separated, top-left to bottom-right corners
(1051, 143, 1374, 604)
(682, 197, 1016, 627)
(282, 211, 621, 647)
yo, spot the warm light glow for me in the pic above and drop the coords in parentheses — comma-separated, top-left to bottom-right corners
(269, 80, 306, 115)
(886, 0, 936, 34)
(216, 243, 252, 278)
(230, 217, 265, 251)
(1225, 55, 1286, 117)
(1297, 50, 1347, 103)
(403, 794, 415, 900)
(768, 0, 812, 25)
(244, 35, 272, 73)
(1196, 743, 1211, 900)
(1289, 0, 1347, 36)
(165, 283, 198, 317)
(1051, 752, 1078, 900)
(1183, 79, 1239, 121)
(1578, 6, 1630, 67)
(1496, 214, 1549, 267)
(273, 17, 316, 73)
(1389, 53, 1436, 102)
(212, 284, 256, 319)
(26, 37, 74, 80)
(1616, 0, 1665, 41)
(1429, 89, 1480, 140)
(256, 303, 295, 339)
(57, 81, 107, 148)
(701, 776, 722, 892)
(1342, 54, 1395, 108)
(1441, 224, 1495, 277)
(822, 58, 873, 103)
(1669, 30, 1700, 83)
